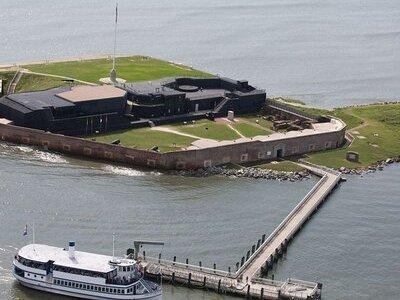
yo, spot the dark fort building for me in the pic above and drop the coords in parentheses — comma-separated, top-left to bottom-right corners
(0, 77, 266, 136)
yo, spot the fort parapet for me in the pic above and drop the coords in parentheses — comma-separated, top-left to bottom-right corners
(0, 115, 346, 170)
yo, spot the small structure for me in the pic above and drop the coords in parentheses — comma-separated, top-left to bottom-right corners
(346, 151, 359, 162)
(227, 110, 234, 121)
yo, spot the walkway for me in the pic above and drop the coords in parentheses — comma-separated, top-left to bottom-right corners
(139, 163, 342, 299)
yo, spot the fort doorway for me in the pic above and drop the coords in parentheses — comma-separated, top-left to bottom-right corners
(276, 149, 283, 158)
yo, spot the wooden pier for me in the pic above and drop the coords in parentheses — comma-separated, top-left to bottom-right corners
(138, 163, 343, 299)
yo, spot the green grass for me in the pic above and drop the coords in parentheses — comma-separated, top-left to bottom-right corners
(90, 128, 195, 153)
(237, 114, 274, 130)
(170, 120, 240, 141)
(15, 73, 69, 93)
(256, 161, 305, 172)
(307, 103, 400, 168)
(232, 122, 271, 137)
(0, 71, 15, 95)
(24, 56, 212, 84)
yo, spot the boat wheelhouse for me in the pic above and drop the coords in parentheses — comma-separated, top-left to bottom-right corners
(13, 242, 162, 300)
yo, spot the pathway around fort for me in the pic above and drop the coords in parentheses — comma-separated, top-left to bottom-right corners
(140, 162, 343, 299)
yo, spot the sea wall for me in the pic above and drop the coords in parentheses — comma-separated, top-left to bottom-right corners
(0, 120, 346, 170)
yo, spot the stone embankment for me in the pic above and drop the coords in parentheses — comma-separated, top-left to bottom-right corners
(172, 166, 310, 181)
(338, 156, 400, 175)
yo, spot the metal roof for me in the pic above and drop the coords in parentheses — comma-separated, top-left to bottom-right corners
(5, 87, 74, 112)
(57, 85, 126, 103)
(18, 244, 135, 274)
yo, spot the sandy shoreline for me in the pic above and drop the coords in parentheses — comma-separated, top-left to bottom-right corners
(0, 53, 135, 69)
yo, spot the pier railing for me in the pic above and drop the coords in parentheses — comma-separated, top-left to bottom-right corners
(236, 174, 328, 277)
(144, 256, 233, 278)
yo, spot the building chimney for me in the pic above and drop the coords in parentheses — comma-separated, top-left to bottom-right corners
(69, 241, 76, 259)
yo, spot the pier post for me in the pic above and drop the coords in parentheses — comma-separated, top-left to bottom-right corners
(173, 256, 176, 265)
(228, 266, 231, 275)
(143, 250, 146, 260)
(246, 250, 251, 260)
(236, 262, 240, 271)
(199, 261, 202, 270)
(203, 276, 207, 287)
(262, 234, 266, 243)
(218, 279, 221, 293)
(158, 253, 161, 263)
(252, 244, 256, 254)
(241, 257, 245, 266)
(188, 272, 192, 286)
(213, 263, 216, 273)
(260, 287, 264, 300)
(257, 239, 261, 249)
(186, 258, 189, 268)
(172, 272, 175, 285)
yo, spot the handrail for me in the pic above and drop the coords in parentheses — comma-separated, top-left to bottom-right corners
(236, 175, 328, 277)
(144, 256, 232, 278)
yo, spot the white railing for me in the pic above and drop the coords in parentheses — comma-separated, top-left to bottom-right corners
(144, 256, 232, 278)
(236, 174, 328, 276)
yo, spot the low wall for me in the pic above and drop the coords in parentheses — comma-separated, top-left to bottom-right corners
(162, 121, 346, 169)
(0, 119, 346, 170)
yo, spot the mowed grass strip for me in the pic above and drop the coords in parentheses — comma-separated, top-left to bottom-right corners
(170, 119, 240, 141)
(232, 122, 270, 138)
(307, 103, 400, 168)
(24, 56, 212, 84)
(15, 73, 69, 93)
(90, 128, 195, 153)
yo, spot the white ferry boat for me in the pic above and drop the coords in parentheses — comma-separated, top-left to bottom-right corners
(13, 241, 162, 299)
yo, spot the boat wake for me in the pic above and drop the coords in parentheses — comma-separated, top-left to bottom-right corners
(102, 165, 160, 177)
(0, 143, 68, 165)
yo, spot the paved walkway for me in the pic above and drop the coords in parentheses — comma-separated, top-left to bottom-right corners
(150, 126, 203, 139)
(238, 163, 341, 281)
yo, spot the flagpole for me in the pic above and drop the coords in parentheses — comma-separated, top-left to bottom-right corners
(112, 233, 115, 262)
(32, 222, 35, 244)
(113, 3, 118, 71)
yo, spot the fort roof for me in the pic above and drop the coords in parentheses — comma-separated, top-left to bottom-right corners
(5, 87, 74, 111)
(56, 85, 126, 103)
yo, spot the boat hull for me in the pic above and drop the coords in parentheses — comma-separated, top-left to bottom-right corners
(14, 273, 162, 300)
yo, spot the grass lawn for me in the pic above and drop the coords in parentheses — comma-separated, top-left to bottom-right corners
(24, 56, 212, 84)
(232, 122, 271, 137)
(307, 103, 400, 168)
(256, 161, 306, 172)
(0, 71, 15, 95)
(274, 98, 363, 130)
(170, 119, 241, 141)
(90, 128, 195, 153)
(15, 73, 69, 93)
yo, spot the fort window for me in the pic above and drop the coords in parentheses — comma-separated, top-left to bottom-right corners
(147, 159, 156, 167)
(42, 140, 50, 147)
(176, 162, 185, 169)
(83, 147, 92, 155)
(266, 151, 272, 156)
(241, 153, 249, 162)
(204, 160, 212, 168)
(223, 156, 231, 163)
(325, 141, 332, 149)
(258, 152, 264, 159)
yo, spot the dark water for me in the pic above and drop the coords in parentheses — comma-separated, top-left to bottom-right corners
(0, 143, 315, 299)
(1, 1, 400, 299)
(1, 0, 400, 107)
